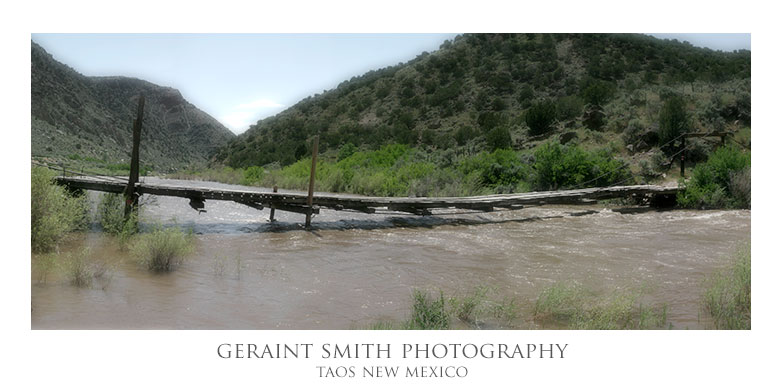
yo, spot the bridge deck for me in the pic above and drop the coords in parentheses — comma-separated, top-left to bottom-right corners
(55, 176, 679, 216)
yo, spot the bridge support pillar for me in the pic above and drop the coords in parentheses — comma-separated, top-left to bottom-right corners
(305, 135, 319, 230)
(269, 186, 277, 222)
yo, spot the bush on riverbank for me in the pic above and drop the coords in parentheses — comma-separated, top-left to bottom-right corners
(130, 226, 194, 272)
(704, 243, 751, 329)
(97, 193, 139, 237)
(31, 167, 89, 253)
(533, 283, 669, 329)
(532, 141, 631, 190)
(677, 146, 750, 209)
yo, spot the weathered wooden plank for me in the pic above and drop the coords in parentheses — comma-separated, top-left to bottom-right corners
(388, 205, 432, 215)
(270, 203, 320, 215)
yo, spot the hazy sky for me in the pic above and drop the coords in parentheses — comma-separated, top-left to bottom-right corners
(31, 33, 750, 135)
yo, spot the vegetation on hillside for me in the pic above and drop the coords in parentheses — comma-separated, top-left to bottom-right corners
(216, 34, 749, 175)
(31, 42, 235, 172)
(206, 34, 749, 205)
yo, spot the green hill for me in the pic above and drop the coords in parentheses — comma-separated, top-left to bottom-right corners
(216, 33, 750, 171)
(32, 41, 236, 173)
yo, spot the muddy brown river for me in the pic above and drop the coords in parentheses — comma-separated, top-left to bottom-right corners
(31, 178, 750, 329)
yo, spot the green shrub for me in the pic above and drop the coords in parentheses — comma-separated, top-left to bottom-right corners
(337, 142, 358, 161)
(31, 167, 89, 253)
(622, 119, 645, 146)
(486, 126, 512, 150)
(658, 95, 691, 154)
(97, 193, 139, 247)
(532, 142, 630, 190)
(458, 149, 531, 191)
(241, 166, 265, 186)
(556, 95, 584, 121)
(517, 85, 535, 107)
(580, 79, 616, 106)
(525, 100, 558, 136)
(729, 167, 751, 208)
(677, 146, 750, 208)
(455, 125, 479, 146)
(130, 226, 194, 272)
(704, 243, 750, 329)
(98, 193, 126, 234)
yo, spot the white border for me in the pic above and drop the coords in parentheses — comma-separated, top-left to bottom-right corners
(5, 1, 779, 389)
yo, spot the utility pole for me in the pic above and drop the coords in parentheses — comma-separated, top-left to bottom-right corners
(680, 137, 686, 178)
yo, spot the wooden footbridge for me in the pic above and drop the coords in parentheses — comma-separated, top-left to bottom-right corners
(48, 96, 680, 228)
(54, 175, 679, 222)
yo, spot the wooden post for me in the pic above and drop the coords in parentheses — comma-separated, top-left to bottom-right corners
(305, 135, 319, 229)
(680, 137, 686, 178)
(269, 186, 277, 222)
(124, 95, 145, 218)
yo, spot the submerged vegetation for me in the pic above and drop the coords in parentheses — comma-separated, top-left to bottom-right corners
(704, 243, 751, 329)
(130, 226, 195, 272)
(33, 247, 115, 289)
(32, 166, 195, 277)
(31, 167, 89, 253)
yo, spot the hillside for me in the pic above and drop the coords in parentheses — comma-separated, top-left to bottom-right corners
(216, 33, 750, 170)
(31, 42, 235, 172)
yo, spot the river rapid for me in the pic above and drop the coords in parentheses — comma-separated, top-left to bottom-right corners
(31, 178, 750, 329)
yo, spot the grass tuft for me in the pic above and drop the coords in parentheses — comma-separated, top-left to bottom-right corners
(534, 282, 668, 329)
(704, 243, 751, 329)
(407, 289, 451, 330)
(449, 286, 488, 323)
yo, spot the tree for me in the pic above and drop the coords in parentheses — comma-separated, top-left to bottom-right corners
(525, 100, 558, 136)
(579, 79, 616, 106)
(658, 95, 691, 155)
(486, 126, 512, 150)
